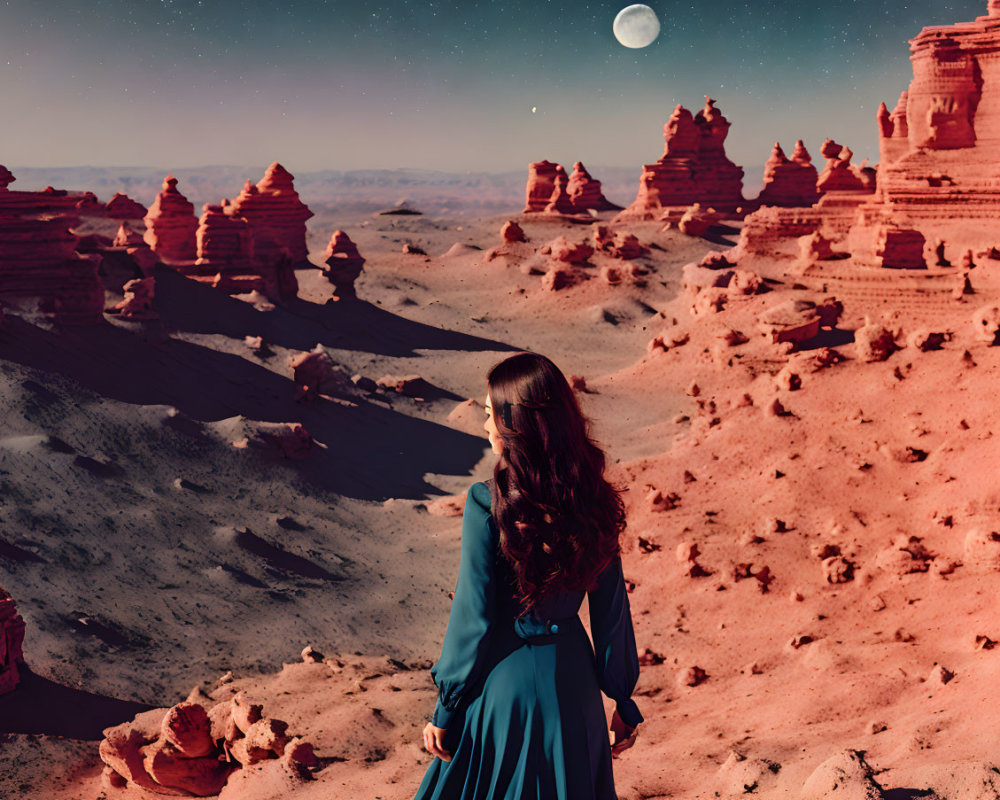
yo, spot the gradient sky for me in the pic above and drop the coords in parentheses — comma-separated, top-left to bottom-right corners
(0, 0, 989, 174)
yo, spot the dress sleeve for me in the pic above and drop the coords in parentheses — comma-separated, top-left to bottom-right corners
(587, 556, 644, 729)
(430, 481, 497, 729)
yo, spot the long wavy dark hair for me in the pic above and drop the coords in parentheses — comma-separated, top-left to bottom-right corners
(487, 352, 626, 611)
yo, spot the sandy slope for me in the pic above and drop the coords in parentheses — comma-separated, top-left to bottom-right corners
(3, 206, 1000, 799)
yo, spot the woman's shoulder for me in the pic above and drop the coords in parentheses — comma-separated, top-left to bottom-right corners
(468, 480, 492, 510)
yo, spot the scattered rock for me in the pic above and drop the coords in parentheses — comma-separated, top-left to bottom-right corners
(235, 423, 315, 460)
(822, 555, 855, 584)
(928, 664, 955, 685)
(963, 529, 1000, 571)
(376, 374, 435, 398)
(908, 329, 949, 351)
(301, 645, 324, 663)
(800, 749, 885, 800)
(541, 266, 580, 291)
(678, 665, 708, 687)
(875, 535, 934, 575)
(972, 305, 1000, 344)
(647, 488, 680, 511)
(855, 323, 897, 362)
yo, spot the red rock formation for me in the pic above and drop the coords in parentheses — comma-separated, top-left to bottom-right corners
(873, 3, 1000, 250)
(501, 220, 526, 243)
(757, 141, 819, 207)
(100, 692, 317, 796)
(229, 162, 313, 264)
(110, 278, 156, 319)
(544, 167, 575, 214)
(290, 346, 338, 401)
(567, 162, 621, 211)
(816, 140, 868, 193)
(322, 230, 365, 299)
(196, 204, 254, 268)
(105, 193, 148, 220)
(181, 203, 297, 299)
(0, 586, 25, 694)
(622, 98, 745, 218)
(112, 223, 145, 248)
(143, 175, 198, 263)
(876, 227, 927, 269)
(542, 235, 593, 264)
(0, 167, 104, 324)
(592, 225, 647, 259)
(523, 161, 562, 212)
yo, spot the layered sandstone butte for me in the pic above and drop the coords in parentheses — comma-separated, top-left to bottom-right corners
(523, 161, 563, 213)
(179, 200, 298, 299)
(874, 1, 1000, 250)
(736, 5, 1000, 267)
(0, 586, 25, 694)
(622, 98, 745, 219)
(229, 162, 313, 264)
(143, 175, 198, 263)
(756, 141, 819, 207)
(0, 166, 104, 323)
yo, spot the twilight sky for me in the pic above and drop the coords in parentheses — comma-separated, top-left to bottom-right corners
(0, 0, 989, 174)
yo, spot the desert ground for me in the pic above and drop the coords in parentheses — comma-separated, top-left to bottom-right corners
(0, 175, 998, 800)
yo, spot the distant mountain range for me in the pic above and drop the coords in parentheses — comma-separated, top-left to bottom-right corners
(6, 164, 766, 219)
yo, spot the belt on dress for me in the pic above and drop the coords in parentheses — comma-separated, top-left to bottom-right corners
(513, 613, 581, 644)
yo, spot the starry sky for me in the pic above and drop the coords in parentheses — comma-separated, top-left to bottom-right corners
(0, 0, 990, 174)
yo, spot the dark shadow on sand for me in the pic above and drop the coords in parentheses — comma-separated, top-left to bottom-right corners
(153, 265, 519, 358)
(0, 315, 487, 500)
(700, 224, 740, 247)
(796, 328, 856, 351)
(0, 665, 153, 739)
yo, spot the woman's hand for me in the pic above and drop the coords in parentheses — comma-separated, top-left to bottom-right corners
(422, 722, 452, 762)
(610, 709, 638, 758)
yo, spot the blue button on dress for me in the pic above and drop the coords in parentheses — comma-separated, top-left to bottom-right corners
(414, 481, 643, 800)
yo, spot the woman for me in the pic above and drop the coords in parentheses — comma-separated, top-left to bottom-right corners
(415, 351, 642, 800)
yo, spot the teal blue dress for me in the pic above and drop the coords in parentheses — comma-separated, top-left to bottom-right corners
(415, 482, 643, 800)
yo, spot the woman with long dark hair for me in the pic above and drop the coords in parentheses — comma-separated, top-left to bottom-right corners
(414, 351, 642, 799)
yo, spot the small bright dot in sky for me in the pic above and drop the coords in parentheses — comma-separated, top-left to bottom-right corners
(531, 106, 537, 113)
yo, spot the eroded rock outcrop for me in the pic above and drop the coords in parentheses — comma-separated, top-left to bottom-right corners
(757, 141, 819, 207)
(816, 140, 869, 194)
(523, 161, 564, 213)
(622, 98, 745, 219)
(143, 175, 198, 263)
(567, 161, 621, 212)
(229, 163, 313, 264)
(184, 202, 296, 300)
(874, 2, 1000, 251)
(105, 193, 149, 220)
(100, 692, 318, 797)
(0, 166, 104, 323)
(0, 586, 25, 694)
(322, 230, 365, 299)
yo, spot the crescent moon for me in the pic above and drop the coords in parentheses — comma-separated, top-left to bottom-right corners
(613, 4, 661, 49)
